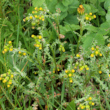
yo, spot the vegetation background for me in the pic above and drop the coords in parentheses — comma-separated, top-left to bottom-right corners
(1, 0, 110, 110)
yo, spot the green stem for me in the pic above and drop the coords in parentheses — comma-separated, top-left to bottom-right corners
(76, 21, 83, 54)
(0, 1, 3, 18)
(0, 86, 15, 108)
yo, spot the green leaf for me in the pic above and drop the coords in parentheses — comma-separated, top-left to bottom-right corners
(64, 15, 78, 25)
(66, 100, 76, 110)
(32, 0, 45, 7)
(90, 4, 98, 13)
(45, 0, 57, 13)
(84, 24, 98, 32)
(83, 4, 91, 13)
(68, 0, 79, 14)
(82, 34, 93, 50)
(60, 23, 80, 35)
(98, 6, 106, 16)
(55, 2, 68, 12)
(62, 0, 73, 6)
(59, 12, 68, 21)
(82, 33, 105, 50)
(95, 33, 105, 45)
(99, 20, 110, 35)
(106, 7, 110, 21)
(104, 0, 110, 10)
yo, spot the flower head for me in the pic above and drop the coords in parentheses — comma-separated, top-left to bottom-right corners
(77, 5, 85, 14)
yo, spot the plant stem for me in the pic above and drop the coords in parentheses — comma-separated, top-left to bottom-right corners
(76, 21, 83, 54)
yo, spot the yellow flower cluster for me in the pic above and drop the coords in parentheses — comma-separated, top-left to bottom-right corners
(23, 7, 45, 29)
(31, 34, 42, 50)
(2, 41, 13, 54)
(90, 46, 102, 57)
(18, 51, 26, 56)
(78, 97, 95, 109)
(77, 5, 85, 14)
(59, 45, 65, 52)
(85, 12, 96, 21)
(65, 69, 75, 83)
(74, 61, 89, 71)
(0, 69, 13, 88)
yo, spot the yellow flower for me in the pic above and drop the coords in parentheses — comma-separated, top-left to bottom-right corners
(30, 16, 33, 19)
(80, 67, 83, 71)
(3, 79, 7, 83)
(69, 80, 73, 83)
(42, 18, 44, 21)
(88, 97, 92, 100)
(53, 70, 55, 73)
(2, 51, 5, 54)
(8, 41, 12, 44)
(8, 81, 12, 85)
(32, 27, 35, 29)
(35, 7, 37, 10)
(81, 106, 85, 109)
(109, 74, 110, 77)
(99, 71, 102, 74)
(76, 54, 80, 57)
(39, 47, 42, 50)
(11, 75, 14, 78)
(36, 44, 39, 47)
(91, 47, 94, 51)
(34, 72, 37, 74)
(99, 53, 102, 56)
(93, 15, 96, 18)
(86, 67, 89, 70)
(95, 51, 99, 55)
(71, 69, 75, 73)
(57, 69, 60, 71)
(89, 12, 92, 15)
(79, 5, 83, 8)
(34, 15, 38, 18)
(31, 34, 35, 38)
(19, 51, 21, 54)
(23, 19, 26, 22)
(39, 7, 43, 11)
(32, 11, 35, 14)
(38, 35, 42, 39)
(85, 17, 89, 20)
(90, 54, 94, 57)
(68, 73, 72, 77)
(4, 49, 7, 52)
(39, 17, 42, 20)
(65, 70, 68, 73)
(0, 77, 2, 80)
(107, 43, 110, 47)
(9, 48, 13, 51)
(23, 53, 26, 56)
(62, 49, 65, 52)
(91, 102, 94, 106)
(77, 5, 85, 14)
(7, 85, 10, 88)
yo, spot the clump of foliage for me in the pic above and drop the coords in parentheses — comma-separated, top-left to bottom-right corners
(1, 0, 110, 110)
